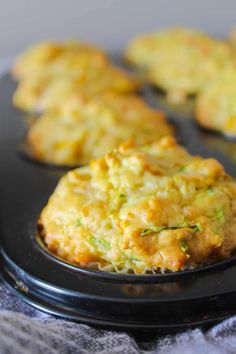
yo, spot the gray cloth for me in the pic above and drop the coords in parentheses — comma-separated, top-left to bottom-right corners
(1, 281, 236, 354)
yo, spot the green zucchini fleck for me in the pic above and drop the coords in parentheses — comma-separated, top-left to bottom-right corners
(75, 218, 82, 227)
(179, 240, 189, 254)
(90, 236, 111, 250)
(215, 208, 224, 222)
(141, 224, 200, 237)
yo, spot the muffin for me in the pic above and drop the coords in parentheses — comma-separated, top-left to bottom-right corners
(125, 27, 233, 103)
(39, 136, 236, 274)
(27, 93, 172, 166)
(11, 40, 108, 80)
(13, 64, 142, 113)
(196, 68, 236, 137)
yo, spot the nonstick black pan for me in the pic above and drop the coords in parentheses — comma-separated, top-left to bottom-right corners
(1, 72, 236, 333)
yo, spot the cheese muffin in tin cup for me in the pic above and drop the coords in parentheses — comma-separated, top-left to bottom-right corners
(26, 93, 173, 166)
(125, 27, 233, 103)
(13, 64, 142, 113)
(39, 136, 236, 274)
(11, 40, 108, 80)
(196, 67, 236, 138)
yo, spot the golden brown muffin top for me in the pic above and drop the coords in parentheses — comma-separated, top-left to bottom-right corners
(13, 63, 142, 113)
(40, 136, 236, 273)
(12, 40, 108, 79)
(196, 67, 236, 136)
(125, 27, 233, 103)
(27, 92, 172, 165)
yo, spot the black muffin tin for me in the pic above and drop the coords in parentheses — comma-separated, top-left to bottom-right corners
(1, 72, 236, 333)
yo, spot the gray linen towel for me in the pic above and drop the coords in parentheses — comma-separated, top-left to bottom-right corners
(1, 281, 236, 354)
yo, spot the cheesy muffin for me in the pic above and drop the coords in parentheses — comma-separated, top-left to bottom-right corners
(27, 93, 172, 166)
(125, 28, 233, 103)
(12, 40, 108, 80)
(196, 68, 236, 137)
(39, 136, 236, 274)
(13, 64, 142, 113)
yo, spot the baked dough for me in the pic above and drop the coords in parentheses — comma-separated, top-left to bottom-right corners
(196, 68, 236, 136)
(27, 93, 172, 165)
(13, 64, 142, 112)
(12, 40, 108, 79)
(39, 136, 236, 273)
(125, 28, 232, 103)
